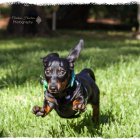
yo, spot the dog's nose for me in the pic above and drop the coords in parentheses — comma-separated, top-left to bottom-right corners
(49, 85, 57, 92)
(50, 85, 56, 90)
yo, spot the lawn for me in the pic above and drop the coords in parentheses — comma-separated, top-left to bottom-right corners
(0, 30, 140, 137)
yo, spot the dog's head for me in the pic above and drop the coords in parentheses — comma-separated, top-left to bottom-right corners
(42, 39, 84, 97)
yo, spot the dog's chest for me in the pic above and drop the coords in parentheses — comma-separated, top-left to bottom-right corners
(54, 94, 77, 118)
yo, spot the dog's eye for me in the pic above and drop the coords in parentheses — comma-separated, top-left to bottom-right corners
(45, 69, 51, 76)
(58, 69, 66, 77)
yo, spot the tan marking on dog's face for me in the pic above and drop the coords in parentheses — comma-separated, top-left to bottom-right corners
(57, 78, 69, 92)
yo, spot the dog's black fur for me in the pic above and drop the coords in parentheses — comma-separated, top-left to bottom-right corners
(32, 40, 100, 123)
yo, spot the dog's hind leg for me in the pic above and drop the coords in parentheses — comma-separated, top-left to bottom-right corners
(92, 103, 100, 124)
(90, 83, 100, 124)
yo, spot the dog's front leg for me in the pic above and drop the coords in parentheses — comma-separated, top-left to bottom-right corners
(72, 96, 86, 112)
(32, 99, 54, 117)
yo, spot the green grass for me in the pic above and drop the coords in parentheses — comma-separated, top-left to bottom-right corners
(0, 30, 140, 137)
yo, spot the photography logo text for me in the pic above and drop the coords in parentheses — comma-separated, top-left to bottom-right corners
(11, 16, 42, 24)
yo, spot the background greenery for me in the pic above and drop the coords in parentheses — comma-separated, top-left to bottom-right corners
(0, 30, 140, 137)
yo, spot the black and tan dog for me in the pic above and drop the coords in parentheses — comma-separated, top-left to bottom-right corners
(32, 40, 100, 123)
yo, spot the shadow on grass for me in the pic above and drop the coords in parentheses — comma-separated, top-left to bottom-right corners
(68, 110, 115, 137)
(0, 31, 140, 88)
(0, 129, 8, 137)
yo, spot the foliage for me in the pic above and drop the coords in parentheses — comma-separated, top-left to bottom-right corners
(0, 6, 11, 17)
(89, 5, 137, 25)
(0, 30, 140, 137)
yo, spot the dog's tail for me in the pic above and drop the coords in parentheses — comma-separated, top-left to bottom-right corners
(81, 68, 96, 81)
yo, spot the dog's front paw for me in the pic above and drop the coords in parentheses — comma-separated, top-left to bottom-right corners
(32, 105, 46, 117)
(32, 105, 41, 114)
(72, 100, 86, 112)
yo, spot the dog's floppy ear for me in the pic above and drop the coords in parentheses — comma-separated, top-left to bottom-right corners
(67, 39, 84, 69)
(42, 53, 59, 66)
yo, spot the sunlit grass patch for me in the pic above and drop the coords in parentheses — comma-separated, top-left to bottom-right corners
(0, 30, 140, 137)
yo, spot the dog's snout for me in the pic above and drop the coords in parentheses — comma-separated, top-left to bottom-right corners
(50, 85, 57, 90)
(49, 83, 58, 93)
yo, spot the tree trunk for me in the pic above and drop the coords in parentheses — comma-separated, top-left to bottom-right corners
(7, 4, 50, 36)
(56, 5, 91, 29)
(137, 4, 140, 32)
(7, 4, 24, 35)
(52, 11, 56, 31)
(136, 4, 140, 39)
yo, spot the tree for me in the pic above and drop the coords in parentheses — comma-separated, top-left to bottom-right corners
(7, 3, 50, 36)
(137, 4, 140, 32)
(136, 4, 140, 39)
(56, 5, 91, 29)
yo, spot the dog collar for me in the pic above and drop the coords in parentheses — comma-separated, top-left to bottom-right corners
(66, 70, 76, 88)
(40, 76, 48, 91)
(69, 70, 76, 87)
(43, 80, 48, 91)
